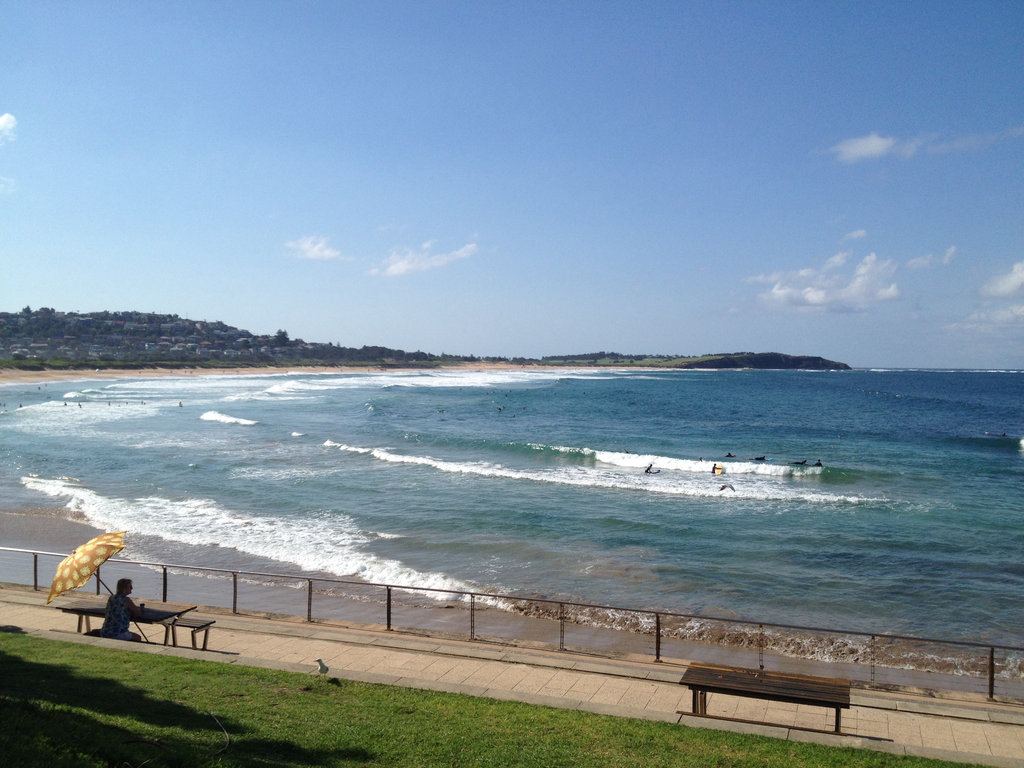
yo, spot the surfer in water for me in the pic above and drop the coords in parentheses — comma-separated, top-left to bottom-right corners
(644, 464, 660, 474)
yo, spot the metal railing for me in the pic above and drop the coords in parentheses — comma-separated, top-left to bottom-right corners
(5, 546, 1022, 700)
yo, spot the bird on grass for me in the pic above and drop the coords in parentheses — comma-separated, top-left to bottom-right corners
(315, 658, 329, 675)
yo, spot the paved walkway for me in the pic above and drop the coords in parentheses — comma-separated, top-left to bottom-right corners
(2, 584, 1022, 767)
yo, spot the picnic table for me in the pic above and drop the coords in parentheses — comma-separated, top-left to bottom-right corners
(680, 663, 851, 734)
(54, 596, 213, 649)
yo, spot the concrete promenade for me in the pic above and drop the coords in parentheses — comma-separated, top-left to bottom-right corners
(2, 584, 1022, 767)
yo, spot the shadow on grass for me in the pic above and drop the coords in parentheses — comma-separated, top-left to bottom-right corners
(0, 636, 375, 766)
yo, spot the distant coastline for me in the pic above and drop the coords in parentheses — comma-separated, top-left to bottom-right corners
(0, 353, 852, 385)
(1, 308, 850, 374)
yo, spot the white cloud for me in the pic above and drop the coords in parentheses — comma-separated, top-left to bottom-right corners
(960, 305, 1024, 328)
(0, 176, 14, 194)
(0, 113, 15, 145)
(752, 252, 899, 311)
(829, 132, 897, 163)
(843, 229, 867, 241)
(982, 261, 1024, 297)
(286, 235, 342, 260)
(929, 125, 1024, 155)
(829, 126, 1023, 164)
(372, 241, 477, 277)
(907, 245, 956, 270)
(824, 251, 848, 270)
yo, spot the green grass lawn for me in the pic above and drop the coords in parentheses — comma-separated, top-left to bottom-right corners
(0, 633, 983, 768)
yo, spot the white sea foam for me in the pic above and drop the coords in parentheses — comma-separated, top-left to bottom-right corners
(20, 475, 475, 597)
(200, 411, 257, 426)
(323, 440, 371, 453)
(322, 443, 867, 504)
(588, 448, 817, 478)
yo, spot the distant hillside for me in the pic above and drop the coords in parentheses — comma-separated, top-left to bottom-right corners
(539, 352, 850, 370)
(0, 308, 849, 370)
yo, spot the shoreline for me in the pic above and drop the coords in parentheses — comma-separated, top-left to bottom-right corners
(0, 362, 550, 386)
(2, 507, 1019, 697)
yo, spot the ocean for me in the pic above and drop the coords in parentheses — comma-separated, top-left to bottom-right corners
(1, 367, 1022, 648)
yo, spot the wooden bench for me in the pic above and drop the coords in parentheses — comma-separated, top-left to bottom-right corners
(679, 663, 851, 734)
(160, 615, 215, 650)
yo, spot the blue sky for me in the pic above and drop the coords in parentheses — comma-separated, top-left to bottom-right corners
(1, 1, 1021, 369)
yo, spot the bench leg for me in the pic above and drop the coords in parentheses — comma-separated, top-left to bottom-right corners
(691, 689, 707, 716)
(163, 624, 173, 646)
(834, 707, 841, 733)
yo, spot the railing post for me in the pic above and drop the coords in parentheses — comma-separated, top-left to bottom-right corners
(95, 567, 101, 595)
(870, 635, 876, 684)
(470, 594, 476, 641)
(307, 579, 313, 622)
(162, 566, 168, 602)
(33, 553, 39, 591)
(386, 586, 393, 631)
(559, 602, 565, 651)
(232, 572, 238, 614)
(758, 623, 764, 670)
(654, 612, 662, 662)
(988, 647, 995, 700)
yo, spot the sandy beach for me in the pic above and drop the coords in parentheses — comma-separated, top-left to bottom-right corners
(0, 362, 546, 386)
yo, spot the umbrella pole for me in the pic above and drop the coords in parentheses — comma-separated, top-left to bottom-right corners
(133, 619, 151, 644)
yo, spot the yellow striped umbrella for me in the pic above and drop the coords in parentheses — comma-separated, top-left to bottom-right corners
(46, 531, 127, 604)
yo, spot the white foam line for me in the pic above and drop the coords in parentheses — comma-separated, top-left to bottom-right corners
(200, 410, 258, 426)
(328, 444, 869, 504)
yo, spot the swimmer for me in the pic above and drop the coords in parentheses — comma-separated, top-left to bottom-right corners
(719, 484, 735, 492)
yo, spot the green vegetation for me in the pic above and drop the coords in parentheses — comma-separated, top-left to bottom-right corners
(1, 634, 972, 767)
(0, 308, 849, 370)
(539, 352, 850, 370)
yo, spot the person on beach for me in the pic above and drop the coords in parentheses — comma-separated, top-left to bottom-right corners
(100, 578, 143, 642)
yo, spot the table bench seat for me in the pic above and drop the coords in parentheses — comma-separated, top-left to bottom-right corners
(159, 615, 216, 650)
(679, 664, 851, 733)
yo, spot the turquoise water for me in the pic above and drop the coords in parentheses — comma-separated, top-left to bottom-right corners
(2, 368, 1021, 645)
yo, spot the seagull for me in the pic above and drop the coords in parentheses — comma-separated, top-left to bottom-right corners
(315, 658, 329, 675)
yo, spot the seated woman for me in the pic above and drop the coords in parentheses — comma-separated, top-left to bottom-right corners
(100, 578, 143, 641)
